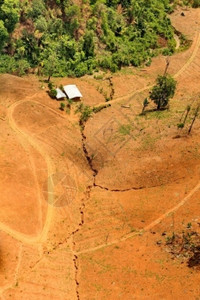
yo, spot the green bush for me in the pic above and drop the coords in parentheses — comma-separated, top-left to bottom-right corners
(74, 62, 88, 77)
(49, 88, 57, 99)
(192, 0, 200, 7)
(0, 55, 30, 75)
(60, 102, 66, 111)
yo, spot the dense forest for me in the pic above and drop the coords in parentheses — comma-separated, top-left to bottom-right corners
(0, 0, 199, 77)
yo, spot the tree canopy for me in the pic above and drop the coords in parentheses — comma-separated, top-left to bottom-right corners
(0, 0, 199, 76)
(150, 75, 177, 110)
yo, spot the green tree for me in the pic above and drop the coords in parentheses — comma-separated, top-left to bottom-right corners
(83, 30, 95, 58)
(35, 16, 48, 32)
(43, 53, 60, 82)
(0, 20, 8, 50)
(150, 75, 176, 110)
(0, 0, 20, 33)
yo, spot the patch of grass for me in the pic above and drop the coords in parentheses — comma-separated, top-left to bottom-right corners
(118, 124, 132, 136)
(116, 67, 135, 75)
(139, 134, 159, 151)
(145, 110, 171, 120)
(94, 74, 104, 80)
(92, 283, 103, 292)
(122, 266, 137, 275)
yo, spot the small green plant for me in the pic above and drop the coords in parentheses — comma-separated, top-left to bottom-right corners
(141, 98, 149, 114)
(92, 105, 106, 113)
(49, 88, 57, 99)
(60, 102, 65, 111)
(75, 103, 84, 114)
(76, 103, 93, 124)
(177, 122, 184, 129)
(80, 105, 93, 123)
(48, 81, 54, 90)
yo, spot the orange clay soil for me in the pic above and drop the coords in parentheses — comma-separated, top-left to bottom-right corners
(1, 7, 200, 300)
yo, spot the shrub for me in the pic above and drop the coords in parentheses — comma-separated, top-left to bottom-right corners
(0, 55, 30, 75)
(74, 62, 88, 77)
(80, 105, 93, 123)
(150, 75, 176, 110)
(177, 123, 184, 129)
(192, 0, 200, 7)
(49, 88, 57, 99)
(60, 102, 65, 111)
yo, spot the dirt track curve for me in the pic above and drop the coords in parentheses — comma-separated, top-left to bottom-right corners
(4, 99, 55, 245)
(1, 10, 200, 299)
(95, 24, 200, 108)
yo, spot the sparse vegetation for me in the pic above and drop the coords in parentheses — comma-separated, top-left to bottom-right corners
(76, 103, 93, 124)
(159, 224, 200, 269)
(118, 124, 132, 136)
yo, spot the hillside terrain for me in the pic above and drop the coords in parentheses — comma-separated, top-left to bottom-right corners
(0, 0, 198, 77)
(0, 3, 200, 300)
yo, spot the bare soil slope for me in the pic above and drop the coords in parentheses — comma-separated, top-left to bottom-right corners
(0, 8, 200, 300)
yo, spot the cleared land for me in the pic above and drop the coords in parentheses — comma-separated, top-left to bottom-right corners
(0, 8, 200, 300)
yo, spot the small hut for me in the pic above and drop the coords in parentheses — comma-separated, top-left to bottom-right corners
(55, 88, 66, 100)
(63, 85, 82, 101)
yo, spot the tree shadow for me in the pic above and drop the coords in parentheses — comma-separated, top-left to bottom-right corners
(188, 248, 200, 268)
(139, 107, 169, 116)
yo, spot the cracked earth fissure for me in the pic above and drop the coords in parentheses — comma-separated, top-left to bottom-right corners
(71, 90, 189, 298)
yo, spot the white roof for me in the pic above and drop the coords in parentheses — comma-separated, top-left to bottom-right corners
(56, 88, 66, 99)
(63, 85, 82, 99)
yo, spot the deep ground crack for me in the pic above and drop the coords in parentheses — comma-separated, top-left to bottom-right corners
(106, 76, 115, 100)
(73, 254, 80, 300)
(94, 183, 144, 192)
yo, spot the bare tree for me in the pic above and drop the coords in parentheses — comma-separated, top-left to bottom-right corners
(163, 57, 170, 76)
(183, 105, 191, 125)
(188, 104, 200, 134)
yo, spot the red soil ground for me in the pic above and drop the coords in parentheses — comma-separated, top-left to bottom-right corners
(0, 7, 200, 300)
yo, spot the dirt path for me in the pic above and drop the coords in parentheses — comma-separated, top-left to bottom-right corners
(94, 27, 200, 108)
(74, 11, 200, 255)
(174, 34, 181, 50)
(1, 10, 200, 299)
(76, 178, 200, 255)
(3, 99, 55, 245)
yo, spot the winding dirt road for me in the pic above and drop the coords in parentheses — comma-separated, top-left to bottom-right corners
(4, 99, 55, 245)
(1, 10, 200, 299)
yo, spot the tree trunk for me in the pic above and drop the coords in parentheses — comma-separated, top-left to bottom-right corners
(47, 75, 51, 82)
(183, 109, 190, 125)
(188, 105, 199, 134)
(163, 58, 170, 76)
(157, 99, 161, 110)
